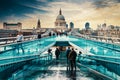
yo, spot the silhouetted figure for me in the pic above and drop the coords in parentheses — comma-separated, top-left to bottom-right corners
(55, 48, 60, 60)
(48, 48, 52, 53)
(53, 33, 55, 36)
(77, 51, 82, 63)
(38, 34, 41, 39)
(68, 48, 77, 71)
(49, 32, 51, 36)
(57, 32, 59, 36)
(48, 48, 52, 60)
(66, 47, 71, 70)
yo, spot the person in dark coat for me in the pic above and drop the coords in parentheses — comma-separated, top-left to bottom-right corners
(38, 34, 41, 39)
(66, 47, 71, 64)
(68, 48, 77, 71)
(66, 47, 71, 70)
(55, 48, 60, 60)
(49, 32, 51, 36)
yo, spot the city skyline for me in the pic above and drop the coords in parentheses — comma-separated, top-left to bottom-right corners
(0, 0, 120, 29)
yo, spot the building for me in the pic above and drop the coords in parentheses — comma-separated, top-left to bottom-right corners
(85, 22, 90, 30)
(97, 23, 107, 36)
(55, 9, 66, 32)
(3, 22, 22, 31)
(107, 25, 120, 38)
(97, 23, 120, 38)
(36, 19, 41, 29)
(81, 22, 92, 35)
(70, 22, 74, 29)
(0, 29, 18, 38)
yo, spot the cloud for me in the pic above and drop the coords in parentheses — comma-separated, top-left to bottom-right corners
(0, 0, 48, 21)
(0, 0, 120, 29)
(92, 0, 120, 8)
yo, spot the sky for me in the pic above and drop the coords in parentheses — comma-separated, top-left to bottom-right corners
(0, 0, 120, 30)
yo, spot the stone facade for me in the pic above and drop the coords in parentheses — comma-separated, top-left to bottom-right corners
(3, 22, 22, 31)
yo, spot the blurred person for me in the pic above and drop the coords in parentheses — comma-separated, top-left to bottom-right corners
(16, 32, 24, 42)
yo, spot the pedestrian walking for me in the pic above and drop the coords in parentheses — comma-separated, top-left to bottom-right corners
(68, 48, 77, 71)
(16, 32, 24, 53)
(48, 48, 52, 60)
(16, 32, 24, 42)
(37, 33, 41, 39)
(66, 47, 71, 70)
(55, 48, 60, 60)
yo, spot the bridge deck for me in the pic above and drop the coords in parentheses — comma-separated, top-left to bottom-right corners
(11, 51, 97, 80)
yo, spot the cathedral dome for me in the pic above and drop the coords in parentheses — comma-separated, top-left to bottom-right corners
(56, 15, 65, 20)
(55, 9, 66, 30)
(56, 9, 65, 20)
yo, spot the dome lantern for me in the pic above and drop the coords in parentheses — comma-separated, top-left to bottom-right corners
(56, 9, 65, 20)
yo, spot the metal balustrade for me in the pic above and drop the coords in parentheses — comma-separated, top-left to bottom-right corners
(72, 31, 120, 45)
(87, 55, 120, 63)
(0, 30, 52, 45)
(0, 53, 53, 80)
(70, 35, 120, 57)
(0, 53, 53, 73)
(0, 55, 37, 72)
(0, 36, 55, 55)
(30, 54, 53, 65)
(0, 37, 55, 74)
(0, 44, 55, 70)
(0, 35, 37, 45)
(8, 54, 53, 80)
(77, 55, 120, 80)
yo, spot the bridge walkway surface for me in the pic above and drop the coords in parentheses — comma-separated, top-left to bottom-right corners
(11, 51, 102, 80)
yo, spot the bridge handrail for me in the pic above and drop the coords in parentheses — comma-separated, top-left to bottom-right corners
(0, 35, 35, 40)
(72, 32, 120, 45)
(89, 35, 120, 40)
(0, 54, 52, 67)
(80, 55, 120, 65)
(72, 31, 120, 40)
(0, 31, 52, 45)
(0, 54, 39, 61)
(0, 36, 52, 47)
(0, 41, 55, 61)
(0, 57, 35, 66)
(77, 63, 113, 80)
(0, 41, 55, 67)
(71, 35, 120, 52)
(0, 35, 37, 45)
(87, 54, 120, 60)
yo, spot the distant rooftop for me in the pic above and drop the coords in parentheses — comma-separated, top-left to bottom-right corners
(3, 22, 22, 26)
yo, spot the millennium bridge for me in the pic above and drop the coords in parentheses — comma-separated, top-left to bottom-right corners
(0, 30, 120, 80)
